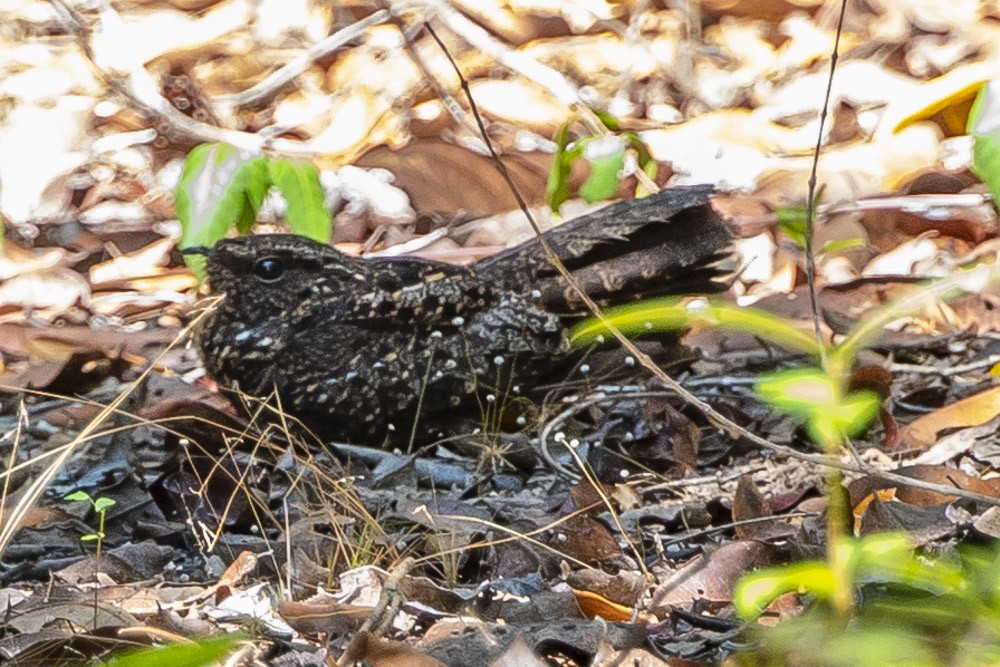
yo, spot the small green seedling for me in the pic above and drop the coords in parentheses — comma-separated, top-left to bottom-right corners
(65, 490, 116, 558)
(734, 533, 1000, 665)
(571, 263, 1000, 662)
(107, 633, 243, 667)
(969, 78, 1000, 206)
(174, 143, 333, 281)
(546, 111, 658, 213)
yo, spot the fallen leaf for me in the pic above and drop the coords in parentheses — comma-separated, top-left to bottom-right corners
(900, 385, 1000, 450)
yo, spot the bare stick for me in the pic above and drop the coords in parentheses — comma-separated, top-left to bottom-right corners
(220, 10, 390, 110)
(50, 0, 334, 156)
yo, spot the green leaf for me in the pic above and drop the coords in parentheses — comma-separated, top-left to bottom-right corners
(776, 205, 809, 248)
(93, 497, 117, 513)
(756, 368, 839, 418)
(811, 390, 880, 443)
(854, 533, 964, 593)
(775, 186, 826, 250)
(108, 634, 243, 667)
(267, 158, 332, 243)
(635, 159, 658, 199)
(734, 560, 835, 620)
(755, 368, 879, 444)
(969, 80, 1000, 205)
(821, 237, 865, 254)
(175, 144, 269, 280)
(80, 534, 98, 541)
(570, 298, 821, 357)
(592, 109, 620, 131)
(65, 490, 92, 504)
(234, 156, 270, 235)
(625, 131, 658, 198)
(624, 131, 652, 166)
(580, 148, 625, 203)
(546, 123, 574, 213)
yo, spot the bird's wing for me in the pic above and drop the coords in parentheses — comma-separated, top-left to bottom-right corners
(299, 257, 487, 330)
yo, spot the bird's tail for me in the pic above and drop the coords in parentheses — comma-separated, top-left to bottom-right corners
(475, 185, 733, 313)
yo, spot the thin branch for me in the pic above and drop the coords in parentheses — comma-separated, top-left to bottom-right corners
(219, 10, 391, 110)
(50, 0, 338, 157)
(537, 387, 1000, 507)
(803, 0, 850, 361)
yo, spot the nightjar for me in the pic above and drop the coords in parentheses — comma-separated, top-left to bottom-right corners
(188, 185, 731, 446)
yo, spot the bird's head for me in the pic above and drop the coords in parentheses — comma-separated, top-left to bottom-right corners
(183, 234, 350, 312)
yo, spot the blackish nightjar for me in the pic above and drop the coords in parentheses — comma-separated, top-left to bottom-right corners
(188, 185, 732, 447)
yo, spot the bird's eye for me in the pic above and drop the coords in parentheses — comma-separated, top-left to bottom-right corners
(253, 256, 285, 281)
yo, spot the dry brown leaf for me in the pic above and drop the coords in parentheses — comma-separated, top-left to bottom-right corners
(900, 385, 1000, 451)
(88, 237, 175, 286)
(879, 61, 1000, 138)
(862, 234, 941, 276)
(342, 631, 446, 667)
(449, 0, 543, 44)
(469, 78, 571, 134)
(651, 541, 777, 611)
(521, 33, 669, 91)
(130, 0, 225, 11)
(0, 243, 69, 280)
(701, 0, 823, 20)
(643, 110, 816, 190)
(0, 269, 89, 320)
(0, 50, 96, 222)
(848, 464, 1000, 507)
(277, 599, 369, 637)
(852, 488, 898, 536)
(772, 14, 859, 73)
(866, 0, 980, 39)
(0, 324, 177, 360)
(353, 140, 550, 217)
(94, 271, 200, 293)
(97, 0, 253, 66)
(572, 589, 655, 623)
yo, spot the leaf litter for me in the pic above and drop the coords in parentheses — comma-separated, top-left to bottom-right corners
(2, 0, 1000, 665)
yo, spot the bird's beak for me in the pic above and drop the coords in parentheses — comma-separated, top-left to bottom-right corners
(181, 246, 215, 258)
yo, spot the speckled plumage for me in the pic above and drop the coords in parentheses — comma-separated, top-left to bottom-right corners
(192, 185, 731, 446)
